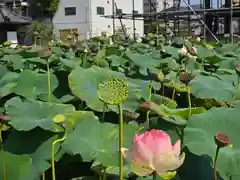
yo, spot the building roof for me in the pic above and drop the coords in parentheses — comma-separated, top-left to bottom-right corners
(0, 4, 31, 24)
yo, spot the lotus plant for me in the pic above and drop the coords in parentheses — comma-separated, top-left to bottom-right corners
(121, 129, 185, 179)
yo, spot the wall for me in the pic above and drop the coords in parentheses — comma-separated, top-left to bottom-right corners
(90, 0, 144, 37)
(53, 0, 144, 40)
(52, 0, 90, 40)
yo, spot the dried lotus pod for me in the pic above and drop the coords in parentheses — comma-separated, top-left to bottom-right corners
(215, 132, 230, 148)
(73, 31, 79, 36)
(38, 47, 52, 59)
(179, 72, 195, 85)
(235, 64, 240, 76)
(67, 34, 73, 40)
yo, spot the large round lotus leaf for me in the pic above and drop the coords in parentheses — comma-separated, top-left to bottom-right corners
(4, 97, 76, 132)
(0, 152, 32, 180)
(4, 128, 61, 179)
(0, 65, 19, 97)
(124, 50, 158, 75)
(69, 66, 141, 112)
(184, 107, 240, 179)
(190, 74, 239, 101)
(62, 117, 138, 167)
(12, 70, 58, 99)
(98, 78, 128, 105)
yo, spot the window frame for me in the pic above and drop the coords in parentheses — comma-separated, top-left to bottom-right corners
(96, 6, 105, 15)
(64, 7, 76, 16)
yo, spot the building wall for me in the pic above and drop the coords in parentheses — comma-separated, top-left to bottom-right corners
(52, 0, 90, 40)
(53, 0, 144, 40)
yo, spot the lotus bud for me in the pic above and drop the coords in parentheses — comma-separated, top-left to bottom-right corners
(196, 37, 201, 42)
(179, 45, 188, 57)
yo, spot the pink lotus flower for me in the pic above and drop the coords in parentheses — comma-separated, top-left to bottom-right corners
(121, 129, 185, 178)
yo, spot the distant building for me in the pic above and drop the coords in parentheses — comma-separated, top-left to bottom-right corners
(0, 0, 31, 44)
(52, 0, 144, 41)
(143, 0, 175, 33)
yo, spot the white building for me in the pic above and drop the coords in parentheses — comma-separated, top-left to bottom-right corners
(53, 0, 144, 40)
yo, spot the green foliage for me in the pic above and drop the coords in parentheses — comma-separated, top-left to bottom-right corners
(35, 0, 60, 13)
(1, 36, 240, 180)
(28, 21, 54, 45)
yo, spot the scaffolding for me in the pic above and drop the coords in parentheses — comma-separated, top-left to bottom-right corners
(103, 0, 240, 43)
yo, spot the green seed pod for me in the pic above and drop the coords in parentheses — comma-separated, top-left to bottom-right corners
(97, 78, 128, 105)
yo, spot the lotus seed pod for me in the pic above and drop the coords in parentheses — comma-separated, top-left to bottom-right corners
(73, 31, 79, 36)
(38, 47, 52, 59)
(33, 31, 39, 36)
(53, 114, 66, 123)
(215, 132, 230, 148)
(179, 72, 195, 85)
(97, 78, 128, 105)
(67, 34, 73, 40)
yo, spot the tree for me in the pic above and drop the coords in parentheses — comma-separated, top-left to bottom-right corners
(33, 0, 60, 14)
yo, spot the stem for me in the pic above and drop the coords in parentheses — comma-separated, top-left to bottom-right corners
(162, 82, 165, 103)
(0, 129, 6, 180)
(47, 61, 52, 103)
(101, 103, 106, 122)
(213, 146, 220, 180)
(187, 86, 192, 119)
(146, 81, 153, 126)
(153, 171, 157, 180)
(34, 36, 37, 46)
(42, 172, 45, 180)
(51, 130, 68, 180)
(232, 76, 240, 102)
(172, 70, 180, 100)
(118, 103, 124, 180)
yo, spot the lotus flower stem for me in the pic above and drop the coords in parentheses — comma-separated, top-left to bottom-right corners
(187, 87, 192, 119)
(51, 130, 68, 180)
(232, 76, 240, 102)
(213, 146, 220, 180)
(47, 61, 52, 103)
(152, 171, 157, 180)
(118, 103, 124, 180)
(0, 129, 6, 180)
(101, 103, 106, 122)
(172, 69, 180, 100)
(146, 81, 153, 126)
(42, 172, 45, 180)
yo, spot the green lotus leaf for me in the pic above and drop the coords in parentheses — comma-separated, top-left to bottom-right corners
(20, 46, 42, 58)
(141, 102, 206, 125)
(184, 107, 240, 179)
(0, 152, 32, 180)
(106, 54, 127, 67)
(0, 65, 19, 97)
(69, 66, 141, 112)
(12, 70, 58, 99)
(4, 128, 61, 180)
(190, 74, 240, 101)
(4, 97, 76, 132)
(124, 50, 158, 74)
(62, 117, 138, 167)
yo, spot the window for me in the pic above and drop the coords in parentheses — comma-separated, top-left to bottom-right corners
(97, 7, 105, 15)
(65, 7, 76, 16)
(116, 8, 122, 15)
(132, 10, 138, 14)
